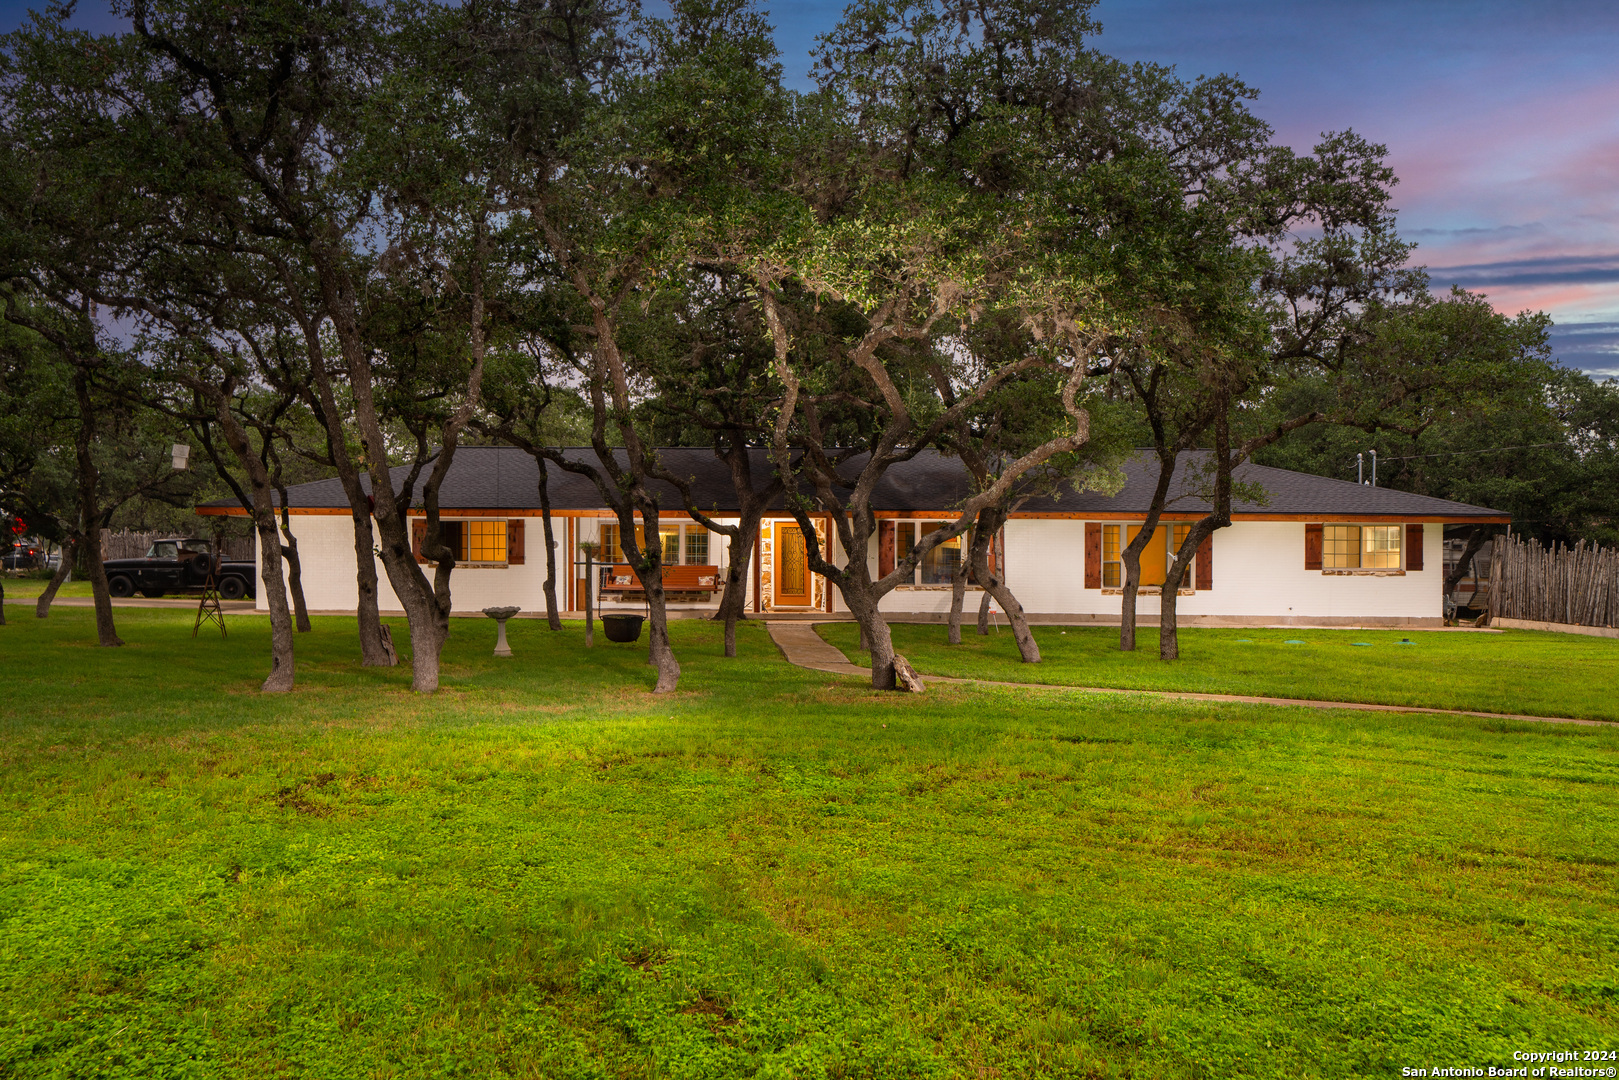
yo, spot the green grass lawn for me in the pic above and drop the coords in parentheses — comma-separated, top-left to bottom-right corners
(1, 578, 95, 599)
(1, 609, 1616, 1078)
(818, 622, 1619, 723)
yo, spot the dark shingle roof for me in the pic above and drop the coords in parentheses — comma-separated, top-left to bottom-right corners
(212, 446, 1507, 520)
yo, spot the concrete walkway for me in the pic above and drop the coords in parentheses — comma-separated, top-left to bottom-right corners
(766, 621, 1612, 728)
(767, 621, 870, 677)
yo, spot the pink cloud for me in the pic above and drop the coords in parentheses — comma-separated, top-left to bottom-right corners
(1466, 283, 1619, 323)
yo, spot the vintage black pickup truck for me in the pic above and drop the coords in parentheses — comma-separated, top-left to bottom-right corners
(104, 538, 257, 600)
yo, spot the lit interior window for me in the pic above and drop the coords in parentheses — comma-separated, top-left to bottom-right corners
(684, 528, 708, 564)
(919, 526, 961, 584)
(465, 521, 507, 563)
(1323, 525, 1360, 569)
(1363, 525, 1402, 569)
(895, 522, 915, 569)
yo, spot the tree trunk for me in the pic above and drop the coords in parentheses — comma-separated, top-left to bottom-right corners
(211, 394, 297, 691)
(81, 523, 120, 646)
(1159, 536, 1204, 661)
(639, 561, 681, 693)
(538, 459, 561, 631)
(844, 585, 897, 690)
(279, 510, 312, 633)
(254, 509, 297, 691)
(1121, 458, 1177, 652)
(345, 279, 483, 693)
(34, 545, 73, 618)
(977, 588, 991, 635)
(1161, 417, 1231, 662)
(349, 510, 397, 666)
(970, 527, 1039, 663)
(303, 330, 397, 667)
(713, 515, 760, 659)
(71, 373, 120, 647)
(1158, 580, 1182, 659)
(347, 411, 457, 693)
(401, 601, 447, 692)
(947, 559, 967, 644)
(1119, 559, 1140, 651)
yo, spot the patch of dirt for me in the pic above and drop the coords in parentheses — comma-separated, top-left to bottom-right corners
(271, 775, 337, 816)
(682, 991, 737, 1026)
(622, 946, 667, 974)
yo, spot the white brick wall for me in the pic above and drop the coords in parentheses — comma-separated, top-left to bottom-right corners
(261, 512, 1445, 622)
(881, 518, 1443, 621)
(259, 513, 742, 615)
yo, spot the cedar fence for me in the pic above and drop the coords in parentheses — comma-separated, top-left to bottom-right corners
(1488, 534, 1619, 629)
(101, 529, 255, 563)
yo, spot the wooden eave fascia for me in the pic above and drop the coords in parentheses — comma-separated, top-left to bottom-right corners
(200, 505, 1511, 526)
(1000, 511, 1510, 524)
(195, 507, 736, 520)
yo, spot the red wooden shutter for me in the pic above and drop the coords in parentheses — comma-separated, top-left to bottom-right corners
(412, 519, 428, 564)
(1084, 522, 1102, 588)
(1406, 523, 1423, 571)
(1304, 523, 1323, 570)
(507, 519, 525, 565)
(878, 520, 896, 576)
(1196, 532, 1213, 590)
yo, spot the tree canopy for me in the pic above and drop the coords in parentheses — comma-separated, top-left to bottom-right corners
(0, 0, 1606, 689)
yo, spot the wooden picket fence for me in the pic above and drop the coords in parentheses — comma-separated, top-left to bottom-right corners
(101, 529, 255, 563)
(1488, 534, 1619, 629)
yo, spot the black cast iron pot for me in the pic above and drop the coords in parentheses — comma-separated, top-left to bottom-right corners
(600, 614, 646, 643)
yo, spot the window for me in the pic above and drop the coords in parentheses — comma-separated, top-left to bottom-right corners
(465, 520, 507, 564)
(885, 520, 975, 585)
(1101, 523, 1194, 589)
(1323, 524, 1401, 570)
(684, 528, 708, 564)
(413, 519, 509, 565)
(599, 522, 714, 564)
(439, 522, 463, 561)
(598, 522, 628, 563)
(920, 531, 961, 584)
(1364, 525, 1401, 569)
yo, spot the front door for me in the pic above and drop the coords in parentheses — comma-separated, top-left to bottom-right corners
(774, 522, 810, 606)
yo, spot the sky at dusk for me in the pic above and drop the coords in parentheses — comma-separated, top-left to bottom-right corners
(5, 0, 1617, 376)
